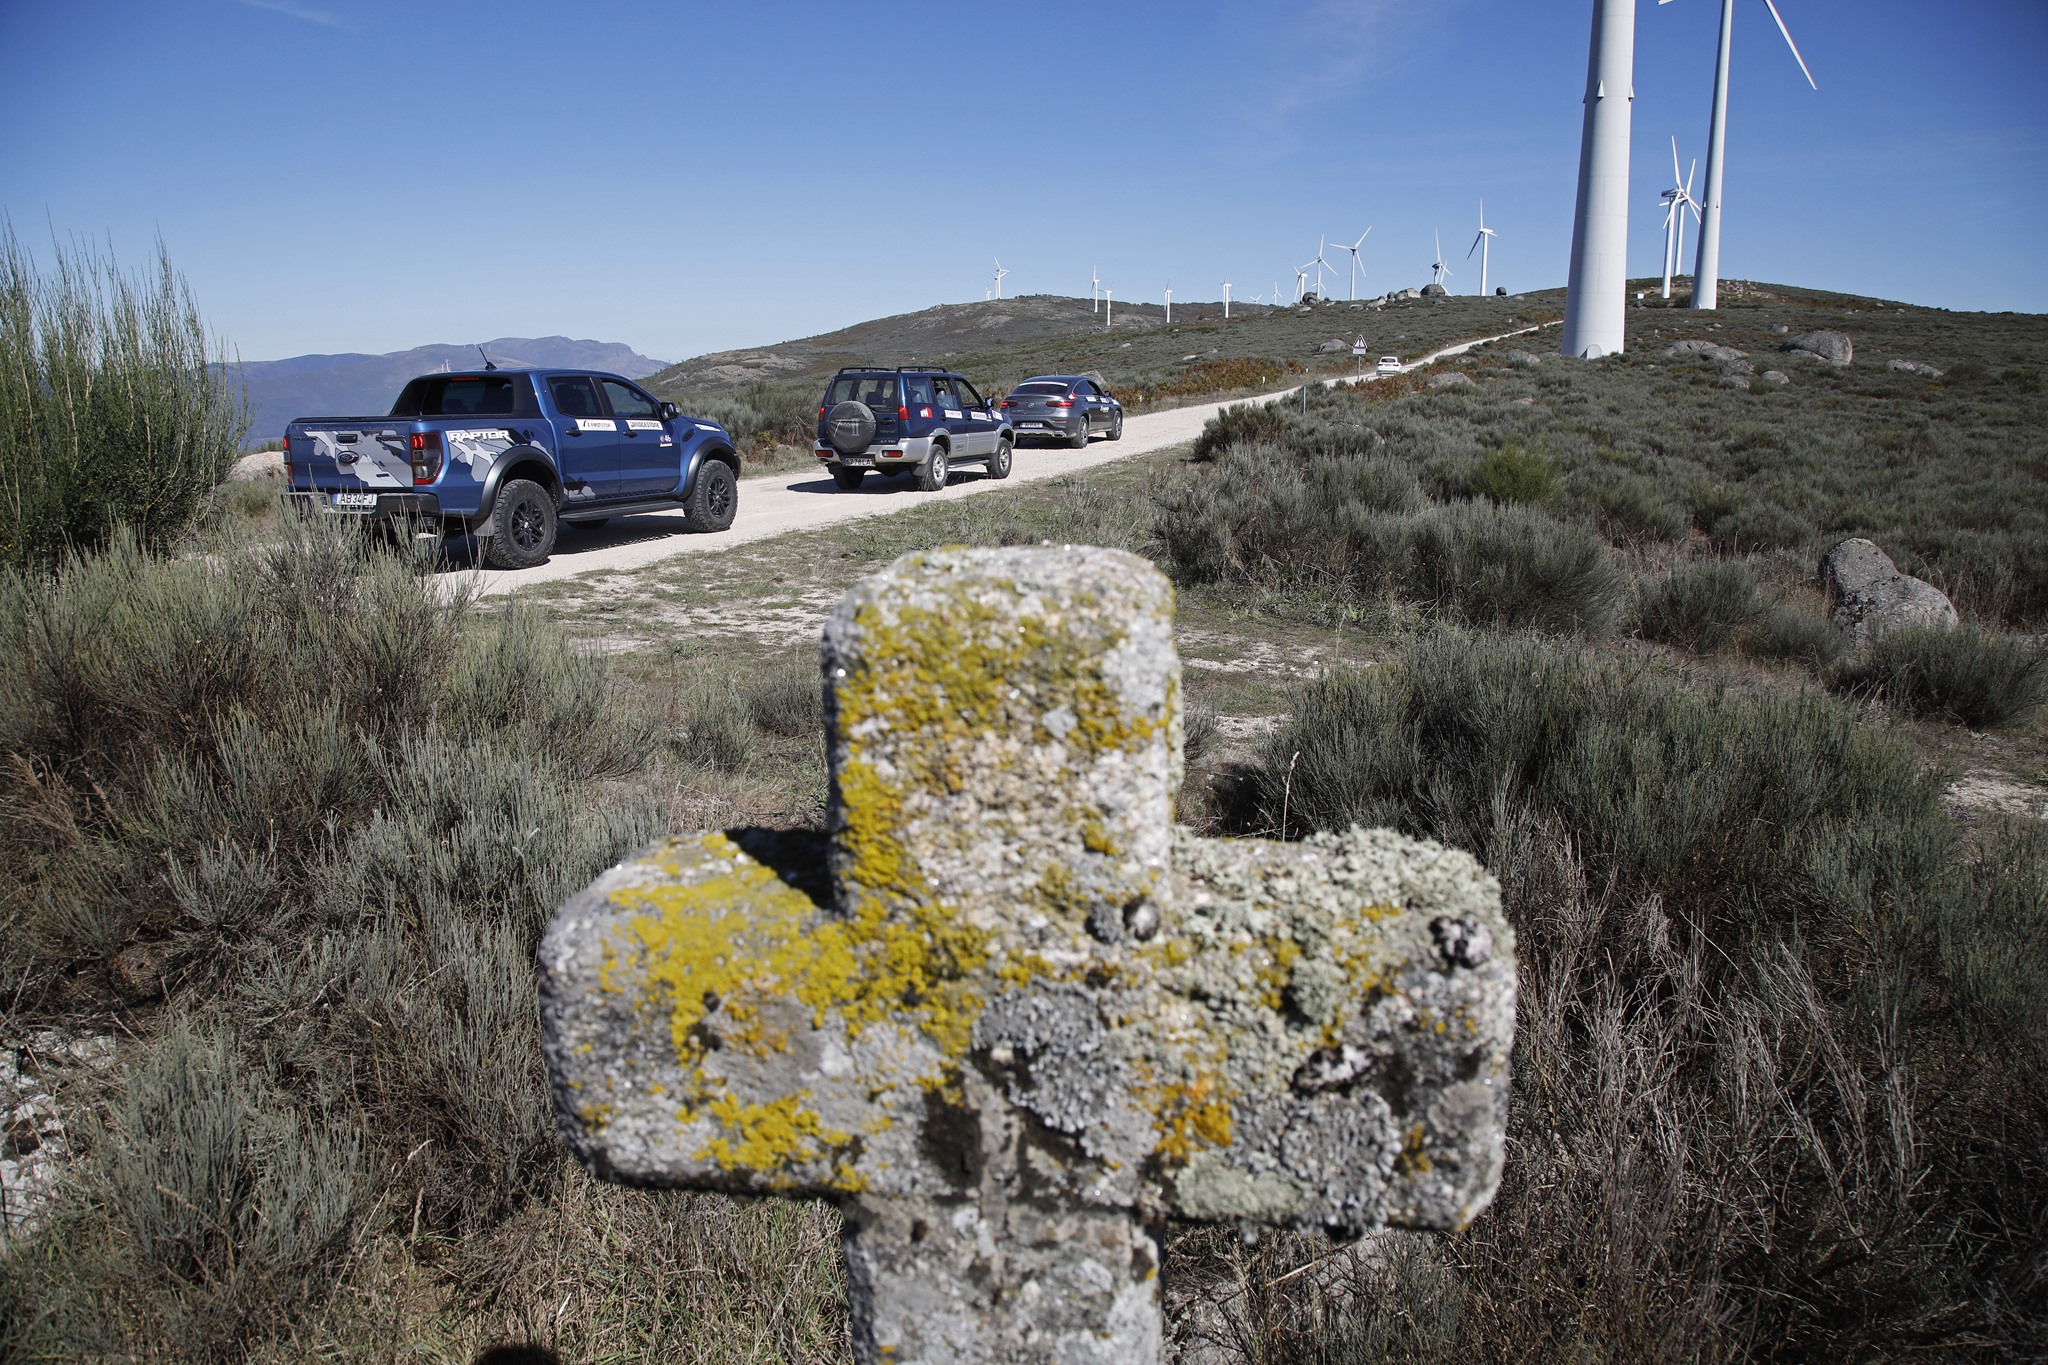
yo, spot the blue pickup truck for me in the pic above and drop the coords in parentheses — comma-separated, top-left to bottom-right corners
(281, 368, 738, 569)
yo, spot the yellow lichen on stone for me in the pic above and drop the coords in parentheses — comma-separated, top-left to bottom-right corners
(696, 1092, 850, 1176)
(1148, 1074, 1235, 1165)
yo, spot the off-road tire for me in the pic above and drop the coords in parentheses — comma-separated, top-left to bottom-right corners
(481, 478, 556, 570)
(684, 459, 738, 532)
(1107, 413, 1123, 441)
(825, 401, 878, 456)
(987, 436, 1013, 480)
(916, 445, 950, 492)
(831, 466, 866, 490)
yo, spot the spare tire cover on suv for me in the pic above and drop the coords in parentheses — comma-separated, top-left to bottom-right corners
(825, 401, 878, 456)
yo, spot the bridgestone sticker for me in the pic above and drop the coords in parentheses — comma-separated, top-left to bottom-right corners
(626, 419, 664, 431)
(576, 418, 617, 432)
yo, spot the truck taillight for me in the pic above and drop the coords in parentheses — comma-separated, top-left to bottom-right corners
(898, 405, 909, 420)
(410, 431, 443, 485)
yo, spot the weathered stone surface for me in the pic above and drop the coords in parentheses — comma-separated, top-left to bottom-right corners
(1818, 537, 1958, 648)
(1420, 283, 1448, 298)
(1505, 349, 1543, 368)
(538, 546, 1515, 1365)
(1783, 329, 1854, 365)
(1663, 339, 1749, 363)
(1317, 338, 1349, 353)
(1887, 357, 1944, 379)
(1759, 370, 1790, 386)
(1426, 371, 1475, 389)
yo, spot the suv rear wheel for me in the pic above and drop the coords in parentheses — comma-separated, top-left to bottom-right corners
(831, 466, 866, 490)
(916, 445, 950, 492)
(1069, 420, 1090, 449)
(987, 436, 1013, 480)
(482, 477, 556, 570)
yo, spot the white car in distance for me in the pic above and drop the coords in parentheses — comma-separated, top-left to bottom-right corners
(1375, 356, 1402, 375)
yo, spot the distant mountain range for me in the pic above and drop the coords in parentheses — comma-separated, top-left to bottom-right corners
(230, 336, 669, 443)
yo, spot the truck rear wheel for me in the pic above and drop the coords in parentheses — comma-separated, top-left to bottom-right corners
(831, 466, 866, 490)
(482, 478, 556, 570)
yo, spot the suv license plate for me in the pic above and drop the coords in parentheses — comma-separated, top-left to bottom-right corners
(1020, 421, 1044, 428)
(332, 492, 378, 509)
(841, 457, 871, 468)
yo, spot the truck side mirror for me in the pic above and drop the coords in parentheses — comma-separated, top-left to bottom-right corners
(658, 401, 680, 421)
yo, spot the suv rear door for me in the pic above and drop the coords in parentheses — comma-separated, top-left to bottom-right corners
(600, 377, 678, 495)
(547, 375, 625, 498)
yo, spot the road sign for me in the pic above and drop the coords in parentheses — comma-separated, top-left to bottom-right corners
(1352, 336, 1368, 357)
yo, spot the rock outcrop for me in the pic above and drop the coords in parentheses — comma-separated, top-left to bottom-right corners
(1818, 538, 1958, 648)
(1783, 330, 1854, 366)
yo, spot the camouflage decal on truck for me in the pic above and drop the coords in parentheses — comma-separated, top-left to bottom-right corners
(444, 428, 518, 483)
(309, 428, 408, 489)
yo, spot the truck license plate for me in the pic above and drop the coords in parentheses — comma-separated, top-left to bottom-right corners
(333, 491, 378, 509)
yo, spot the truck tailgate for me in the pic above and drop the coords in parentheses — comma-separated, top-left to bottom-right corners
(288, 419, 411, 494)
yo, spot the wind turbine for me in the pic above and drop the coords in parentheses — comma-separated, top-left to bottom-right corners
(1331, 229, 1372, 300)
(1562, 0, 1636, 358)
(992, 258, 1011, 300)
(1091, 265, 1101, 313)
(1430, 230, 1453, 289)
(1309, 236, 1342, 299)
(1103, 286, 1112, 330)
(1163, 281, 1172, 325)
(1659, 137, 1702, 299)
(1466, 204, 1500, 296)
(1662, 0, 1817, 310)
(1293, 264, 1312, 302)
(1222, 280, 1232, 318)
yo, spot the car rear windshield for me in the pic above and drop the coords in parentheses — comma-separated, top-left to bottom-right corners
(390, 374, 534, 417)
(827, 374, 900, 407)
(1012, 382, 1070, 396)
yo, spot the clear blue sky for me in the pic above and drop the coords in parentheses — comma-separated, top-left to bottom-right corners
(3, 1, 2042, 363)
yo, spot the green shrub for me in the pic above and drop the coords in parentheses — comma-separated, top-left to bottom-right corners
(1840, 624, 2048, 728)
(1469, 443, 1559, 506)
(1743, 602, 1848, 669)
(1406, 502, 1622, 635)
(0, 225, 246, 569)
(1190, 398, 1294, 462)
(46, 1022, 364, 1359)
(746, 654, 824, 738)
(1708, 499, 1810, 553)
(1573, 466, 1689, 542)
(1240, 630, 1949, 931)
(1633, 560, 1765, 652)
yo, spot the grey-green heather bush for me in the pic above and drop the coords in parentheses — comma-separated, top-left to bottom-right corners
(1218, 629, 2048, 1358)
(1839, 623, 2048, 729)
(1633, 560, 1765, 653)
(0, 522, 663, 1355)
(0, 224, 246, 569)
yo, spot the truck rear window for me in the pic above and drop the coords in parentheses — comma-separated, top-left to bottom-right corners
(391, 374, 534, 417)
(827, 375, 899, 407)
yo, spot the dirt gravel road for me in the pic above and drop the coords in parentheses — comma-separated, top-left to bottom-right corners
(460, 322, 1553, 597)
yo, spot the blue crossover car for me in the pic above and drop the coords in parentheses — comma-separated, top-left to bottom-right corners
(814, 366, 1014, 491)
(1000, 374, 1124, 448)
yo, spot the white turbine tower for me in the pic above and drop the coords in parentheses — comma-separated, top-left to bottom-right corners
(1331, 229, 1372, 300)
(1660, 137, 1702, 299)
(1662, 0, 1817, 311)
(1467, 203, 1500, 296)
(1561, 0, 1637, 359)
(1103, 286, 1112, 330)
(1222, 281, 1232, 318)
(1293, 264, 1312, 302)
(1430, 230, 1453, 290)
(1309, 236, 1342, 299)
(1091, 266, 1100, 313)
(1164, 282, 1172, 325)
(992, 258, 1010, 300)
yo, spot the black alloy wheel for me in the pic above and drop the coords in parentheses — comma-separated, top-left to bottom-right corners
(483, 477, 557, 569)
(684, 459, 738, 532)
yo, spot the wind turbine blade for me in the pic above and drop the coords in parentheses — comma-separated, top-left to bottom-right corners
(1759, 0, 1818, 89)
(1686, 158, 1697, 196)
(1468, 234, 1482, 258)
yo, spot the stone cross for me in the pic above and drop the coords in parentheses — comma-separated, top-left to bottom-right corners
(538, 545, 1515, 1365)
